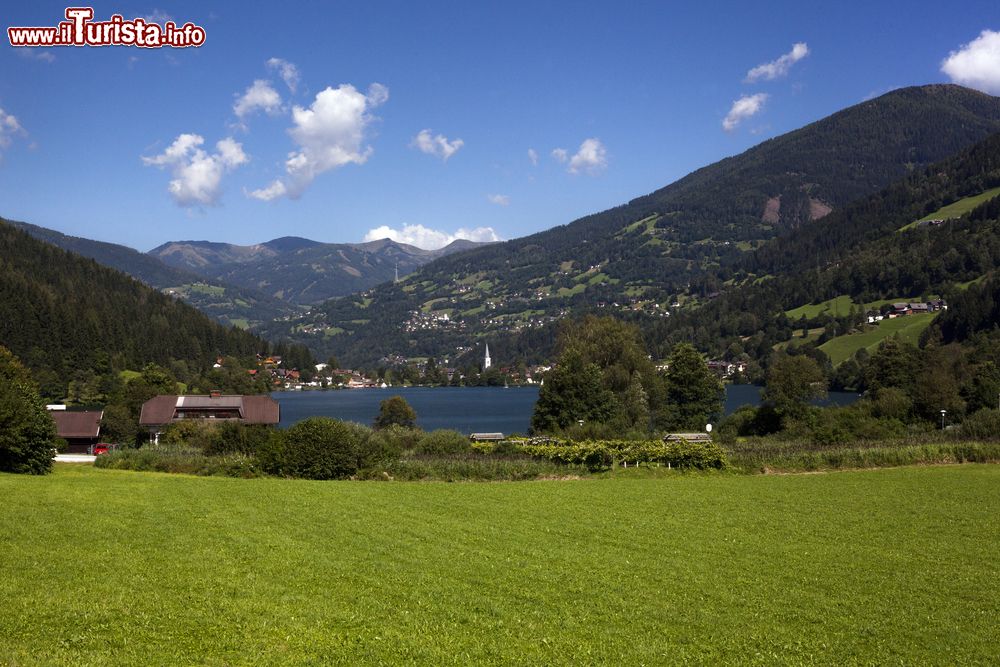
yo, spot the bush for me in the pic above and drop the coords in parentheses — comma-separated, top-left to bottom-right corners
(263, 418, 370, 480)
(960, 409, 1000, 440)
(95, 445, 260, 477)
(204, 422, 276, 456)
(513, 437, 727, 471)
(359, 425, 413, 468)
(414, 429, 471, 456)
(870, 387, 913, 420)
(160, 420, 219, 449)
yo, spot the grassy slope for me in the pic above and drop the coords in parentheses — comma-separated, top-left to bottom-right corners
(820, 312, 936, 365)
(786, 295, 855, 319)
(899, 185, 1000, 230)
(2, 465, 999, 665)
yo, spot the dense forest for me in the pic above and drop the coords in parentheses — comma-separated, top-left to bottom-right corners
(646, 130, 1000, 362)
(0, 220, 313, 400)
(8, 219, 296, 328)
(272, 85, 1000, 367)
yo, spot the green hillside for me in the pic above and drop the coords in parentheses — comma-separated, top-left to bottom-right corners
(265, 85, 1000, 366)
(0, 220, 271, 397)
(899, 185, 1000, 230)
(819, 313, 938, 365)
(645, 127, 1000, 368)
(8, 219, 296, 328)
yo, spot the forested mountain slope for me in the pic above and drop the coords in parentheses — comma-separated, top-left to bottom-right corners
(8, 219, 295, 328)
(645, 130, 1000, 366)
(0, 220, 271, 394)
(267, 85, 1000, 366)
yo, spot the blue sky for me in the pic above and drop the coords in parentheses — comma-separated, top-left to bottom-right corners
(1, 1, 998, 251)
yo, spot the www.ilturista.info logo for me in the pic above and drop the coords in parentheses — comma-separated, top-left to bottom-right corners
(8, 7, 206, 49)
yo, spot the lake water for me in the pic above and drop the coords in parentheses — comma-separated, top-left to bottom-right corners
(273, 385, 861, 434)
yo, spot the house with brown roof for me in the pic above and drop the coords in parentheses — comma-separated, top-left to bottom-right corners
(139, 393, 280, 443)
(49, 410, 104, 453)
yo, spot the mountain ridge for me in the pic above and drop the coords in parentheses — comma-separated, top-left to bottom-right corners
(149, 236, 495, 305)
(263, 84, 1000, 366)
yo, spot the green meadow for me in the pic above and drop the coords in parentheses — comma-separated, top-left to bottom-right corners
(899, 185, 1000, 230)
(819, 312, 936, 365)
(2, 464, 999, 665)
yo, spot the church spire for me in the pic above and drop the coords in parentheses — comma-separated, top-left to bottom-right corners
(483, 343, 492, 370)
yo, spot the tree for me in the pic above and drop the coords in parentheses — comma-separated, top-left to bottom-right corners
(621, 371, 651, 431)
(763, 353, 827, 418)
(531, 349, 616, 433)
(661, 343, 724, 430)
(100, 404, 139, 446)
(373, 396, 417, 430)
(534, 315, 665, 432)
(0, 347, 56, 474)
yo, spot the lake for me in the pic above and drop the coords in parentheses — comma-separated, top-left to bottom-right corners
(272, 385, 861, 434)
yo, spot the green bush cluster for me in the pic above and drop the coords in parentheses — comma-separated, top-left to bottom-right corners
(727, 439, 1000, 473)
(95, 445, 260, 477)
(508, 437, 728, 471)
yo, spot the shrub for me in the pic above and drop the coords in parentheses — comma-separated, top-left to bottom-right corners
(870, 387, 913, 420)
(264, 418, 370, 480)
(960, 409, 1000, 440)
(95, 445, 260, 477)
(359, 425, 413, 468)
(204, 422, 276, 456)
(160, 420, 219, 449)
(414, 429, 471, 456)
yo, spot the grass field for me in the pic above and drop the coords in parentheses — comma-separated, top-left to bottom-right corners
(819, 312, 936, 365)
(785, 295, 855, 320)
(2, 464, 999, 664)
(899, 186, 1000, 231)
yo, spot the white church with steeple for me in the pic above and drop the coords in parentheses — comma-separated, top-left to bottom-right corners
(483, 343, 492, 370)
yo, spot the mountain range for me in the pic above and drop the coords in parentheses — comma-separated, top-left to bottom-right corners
(0, 218, 271, 398)
(8, 220, 490, 328)
(259, 85, 1000, 366)
(7, 84, 1000, 375)
(149, 237, 491, 305)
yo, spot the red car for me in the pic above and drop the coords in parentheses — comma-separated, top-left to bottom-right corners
(92, 444, 114, 456)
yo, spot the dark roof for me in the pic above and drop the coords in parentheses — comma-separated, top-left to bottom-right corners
(51, 411, 103, 439)
(139, 395, 280, 426)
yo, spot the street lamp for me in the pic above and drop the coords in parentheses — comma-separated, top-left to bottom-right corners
(940, 409, 947, 430)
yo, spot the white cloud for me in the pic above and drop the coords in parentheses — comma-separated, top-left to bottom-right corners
(551, 147, 568, 163)
(266, 57, 300, 92)
(567, 138, 608, 175)
(745, 42, 810, 82)
(246, 180, 287, 202)
(142, 133, 248, 206)
(233, 79, 282, 119)
(363, 224, 500, 250)
(0, 108, 25, 147)
(723, 93, 769, 132)
(411, 129, 464, 161)
(17, 50, 55, 63)
(941, 30, 1000, 94)
(367, 83, 390, 107)
(248, 82, 388, 200)
(143, 9, 173, 23)
(487, 193, 510, 206)
(527, 148, 538, 165)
